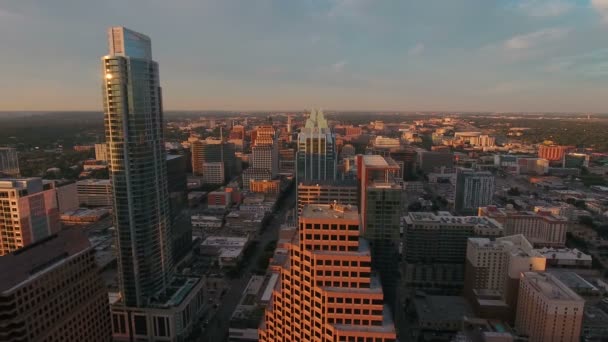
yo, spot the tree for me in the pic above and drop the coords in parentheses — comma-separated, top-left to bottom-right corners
(507, 187, 520, 196)
(579, 216, 594, 228)
(408, 202, 422, 212)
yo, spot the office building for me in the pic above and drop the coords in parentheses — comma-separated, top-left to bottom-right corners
(0, 147, 20, 176)
(250, 179, 281, 194)
(536, 247, 592, 268)
(46, 179, 79, 213)
(418, 151, 453, 174)
(202, 162, 225, 185)
(278, 148, 295, 174)
(464, 235, 546, 321)
(296, 109, 337, 182)
(297, 179, 358, 214)
(252, 144, 278, 177)
(455, 168, 495, 215)
(403, 212, 503, 290)
(0, 229, 111, 341)
(389, 147, 417, 181)
(357, 154, 400, 233)
(242, 168, 272, 191)
(479, 206, 568, 247)
(95, 143, 109, 161)
(167, 154, 191, 262)
(515, 272, 584, 342)
(259, 204, 397, 342)
(191, 138, 236, 182)
(538, 145, 575, 162)
(0, 178, 60, 255)
(76, 179, 113, 207)
(364, 180, 403, 312)
(104, 27, 203, 341)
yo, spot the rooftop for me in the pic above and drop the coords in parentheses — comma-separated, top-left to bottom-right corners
(301, 204, 359, 221)
(522, 272, 584, 302)
(0, 229, 91, 293)
(414, 295, 474, 323)
(537, 247, 592, 262)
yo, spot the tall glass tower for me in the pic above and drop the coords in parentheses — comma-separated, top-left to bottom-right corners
(296, 109, 337, 183)
(102, 27, 172, 307)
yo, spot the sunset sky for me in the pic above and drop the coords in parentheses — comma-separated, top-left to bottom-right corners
(1, 0, 608, 112)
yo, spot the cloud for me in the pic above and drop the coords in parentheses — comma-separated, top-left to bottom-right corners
(504, 27, 570, 50)
(327, 0, 369, 18)
(408, 43, 425, 56)
(591, 0, 608, 23)
(517, 0, 573, 17)
(331, 60, 347, 73)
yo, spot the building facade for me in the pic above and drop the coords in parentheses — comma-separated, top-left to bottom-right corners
(103, 26, 172, 307)
(259, 204, 397, 342)
(191, 138, 236, 182)
(0, 178, 60, 255)
(0, 147, 20, 176)
(538, 145, 575, 162)
(242, 168, 272, 191)
(250, 179, 281, 194)
(515, 272, 584, 342)
(479, 206, 568, 247)
(296, 109, 337, 183)
(76, 179, 113, 207)
(95, 143, 109, 161)
(296, 179, 358, 215)
(0, 229, 111, 341)
(402, 212, 503, 290)
(455, 168, 495, 215)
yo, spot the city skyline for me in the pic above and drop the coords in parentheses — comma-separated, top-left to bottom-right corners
(1, 0, 608, 112)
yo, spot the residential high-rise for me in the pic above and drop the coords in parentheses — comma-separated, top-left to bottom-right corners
(103, 26, 172, 307)
(0, 178, 60, 255)
(166, 154, 191, 262)
(0, 147, 20, 176)
(103, 27, 204, 342)
(0, 229, 111, 341)
(296, 109, 337, 183)
(259, 204, 397, 342)
(455, 168, 495, 215)
(464, 235, 546, 321)
(479, 205, 568, 247)
(191, 137, 236, 182)
(402, 212, 503, 291)
(296, 179, 358, 214)
(95, 143, 109, 161)
(515, 272, 584, 342)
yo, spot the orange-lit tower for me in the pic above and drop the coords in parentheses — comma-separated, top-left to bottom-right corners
(259, 204, 397, 342)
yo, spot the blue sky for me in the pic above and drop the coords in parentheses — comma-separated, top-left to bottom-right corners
(1, 0, 607, 112)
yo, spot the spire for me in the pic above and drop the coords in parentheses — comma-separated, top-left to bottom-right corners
(304, 108, 328, 129)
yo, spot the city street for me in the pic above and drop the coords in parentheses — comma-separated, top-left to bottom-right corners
(198, 184, 295, 342)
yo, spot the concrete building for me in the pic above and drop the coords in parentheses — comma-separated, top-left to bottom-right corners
(191, 138, 236, 182)
(516, 157, 549, 175)
(418, 151, 454, 174)
(515, 272, 584, 342)
(0, 178, 60, 255)
(94, 143, 108, 161)
(242, 168, 272, 191)
(278, 148, 295, 174)
(455, 168, 495, 215)
(403, 212, 503, 290)
(538, 145, 575, 162)
(0, 229, 111, 341)
(478, 206, 568, 247)
(296, 179, 358, 215)
(464, 235, 546, 321)
(201, 162, 225, 185)
(296, 109, 337, 183)
(252, 145, 278, 178)
(537, 247, 592, 268)
(0, 147, 20, 176)
(259, 204, 397, 342)
(229, 274, 279, 341)
(76, 179, 113, 207)
(48, 179, 79, 213)
(250, 179, 281, 194)
(200, 236, 249, 268)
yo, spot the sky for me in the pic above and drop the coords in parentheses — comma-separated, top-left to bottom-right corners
(1, 0, 608, 112)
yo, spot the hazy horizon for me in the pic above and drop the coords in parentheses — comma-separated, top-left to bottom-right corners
(1, 0, 608, 112)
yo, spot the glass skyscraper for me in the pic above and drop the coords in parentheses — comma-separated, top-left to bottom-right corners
(296, 109, 337, 183)
(102, 27, 172, 307)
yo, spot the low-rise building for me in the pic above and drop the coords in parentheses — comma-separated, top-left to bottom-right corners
(200, 236, 249, 268)
(536, 247, 593, 268)
(76, 179, 113, 207)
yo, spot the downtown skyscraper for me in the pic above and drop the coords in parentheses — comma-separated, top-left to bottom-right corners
(296, 109, 337, 183)
(102, 27, 172, 308)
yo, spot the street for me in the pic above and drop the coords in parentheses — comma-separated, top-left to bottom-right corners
(198, 184, 295, 342)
